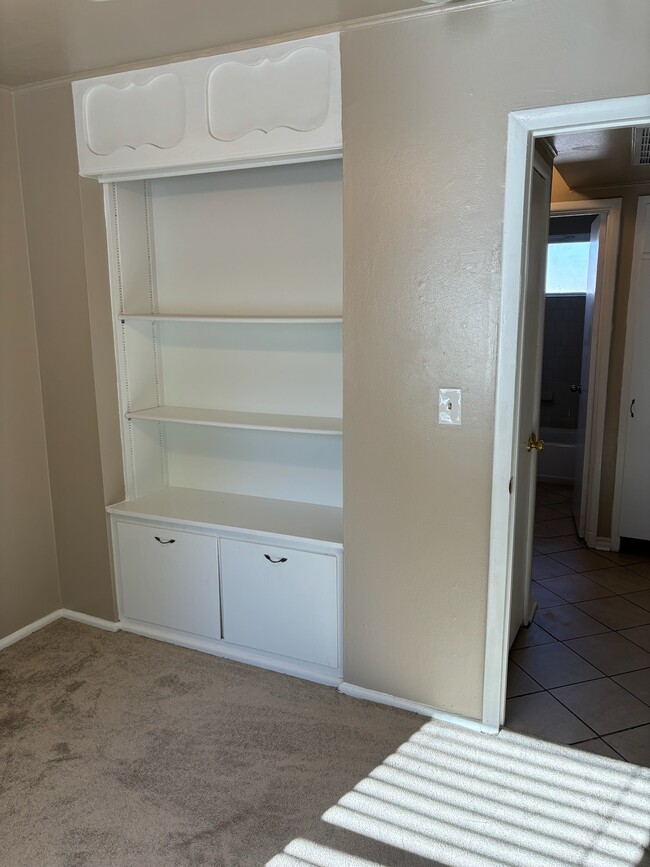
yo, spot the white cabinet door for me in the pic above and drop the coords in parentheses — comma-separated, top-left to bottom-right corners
(220, 539, 338, 667)
(115, 521, 220, 638)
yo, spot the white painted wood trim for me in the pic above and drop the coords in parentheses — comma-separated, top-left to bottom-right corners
(59, 610, 121, 632)
(118, 619, 342, 686)
(550, 199, 622, 550)
(482, 112, 530, 732)
(0, 611, 62, 651)
(0, 609, 119, 652)
(338, 683, 496, 733)
(0, 607, 341, 686)
(611, 196, 650, 550)
(483, 94, 650, 732)
(73, 34, 342, 181)
(103, 183, 136, 499)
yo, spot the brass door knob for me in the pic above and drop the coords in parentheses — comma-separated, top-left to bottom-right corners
(527, 432, 544, 452)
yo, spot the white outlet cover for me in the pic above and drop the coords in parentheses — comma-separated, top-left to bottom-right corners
(439, 388, 461, 425)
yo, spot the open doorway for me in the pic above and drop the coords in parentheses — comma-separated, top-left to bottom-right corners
(506, 131, 650, 763)
(486, 99, 650, 757)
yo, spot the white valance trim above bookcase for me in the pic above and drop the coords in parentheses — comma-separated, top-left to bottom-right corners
(72, 33, 341, 182)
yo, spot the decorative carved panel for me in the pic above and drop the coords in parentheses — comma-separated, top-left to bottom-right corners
(84, 73, 186, 155)
(72, 34, 340, 179)
(207, 47, 331, 142)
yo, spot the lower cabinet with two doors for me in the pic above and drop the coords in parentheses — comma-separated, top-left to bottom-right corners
(111, 517, 342, 684)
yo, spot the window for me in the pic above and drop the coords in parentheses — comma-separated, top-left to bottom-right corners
(545, 239, 591, 296)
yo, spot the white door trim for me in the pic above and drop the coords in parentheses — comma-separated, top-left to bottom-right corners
(611, 195, 650, 550)
(550, 198, 622, 549)
(482, 94, 650, 732)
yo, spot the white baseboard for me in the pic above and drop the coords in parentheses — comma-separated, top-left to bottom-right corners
(118, 619, 342, 687)
(0, 611, 62, 651)
(338, 682, 497, 734)
(60, 609, 120, 632)
(0, 608, 120, 652)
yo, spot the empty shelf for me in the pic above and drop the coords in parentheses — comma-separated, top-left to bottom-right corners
(126, 405, 343, 435)
(119, 313, 342, 324)
(107, 487, 343, 547)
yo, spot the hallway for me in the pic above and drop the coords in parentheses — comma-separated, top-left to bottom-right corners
(507, 483, 650, 765)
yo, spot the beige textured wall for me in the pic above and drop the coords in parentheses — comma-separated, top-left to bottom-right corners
(0, 88, 60, 638)
(551, 170, 650, 540)
(13, 85, 118, 621)
(6, 0, 649, 715)
(341, 0, 650, 717)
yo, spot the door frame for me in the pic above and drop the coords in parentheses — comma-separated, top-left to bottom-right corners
(482, 94, 650, 732)
(549, 198, 622, 549)
(611, 195, 650, 550)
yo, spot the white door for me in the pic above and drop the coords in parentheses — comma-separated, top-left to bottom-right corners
(509, 157, 552, 647)
(573, 217, 601, 536)
(619, 197, 650, 541)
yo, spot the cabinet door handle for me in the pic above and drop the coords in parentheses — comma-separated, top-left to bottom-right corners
(264, 554, 287, 563)
(155, 536, 176, 545)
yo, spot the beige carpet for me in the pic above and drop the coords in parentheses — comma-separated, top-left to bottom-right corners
(0, 620, 426, 866)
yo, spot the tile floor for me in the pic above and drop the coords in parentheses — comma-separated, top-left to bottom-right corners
(506, 482, 650, 766)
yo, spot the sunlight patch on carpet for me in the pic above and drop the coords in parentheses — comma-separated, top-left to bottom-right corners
(268, 720, 650, 867)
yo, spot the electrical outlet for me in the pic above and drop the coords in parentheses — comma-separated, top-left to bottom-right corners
(439, 388, 461, 425)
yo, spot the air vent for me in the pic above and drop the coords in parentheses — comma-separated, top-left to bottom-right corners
(632, 127, 650, 165)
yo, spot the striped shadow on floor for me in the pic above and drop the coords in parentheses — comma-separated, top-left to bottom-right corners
(268, 720, 650, 867)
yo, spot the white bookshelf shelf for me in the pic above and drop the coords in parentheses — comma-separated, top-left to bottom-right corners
(119, 313, 342, 324)
(126, 405, 343, 435)
(107, 487, 343, 547)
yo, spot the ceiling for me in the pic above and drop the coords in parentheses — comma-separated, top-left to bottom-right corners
(552, 126, 650, 191)
(0, 0, 429, 88)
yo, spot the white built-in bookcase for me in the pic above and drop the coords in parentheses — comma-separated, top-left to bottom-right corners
(108, 160, 342, 527)
(73, 33, 343, 683)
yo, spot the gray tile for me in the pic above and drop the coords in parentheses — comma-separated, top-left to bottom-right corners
(600, 550, 650, 567)
(572, 738, 624, 760)
(624, 590, 650, 613)
(531, 582, 565, 609)
(511, 622, 557, 649)
(506, 660, 543, 698)
(538, 517, 579, 538)
(535, 522, 559, 539)
(628, 561, 650, 579)
(538, 573, 615, 603)
(534, 604, 610, 641)
(549, 502, 574, 517)
(584, 566, 650, 595)
(551, 678, 650, 735)
(505, 691, 594, 745)
(533, 535, 584, 555)
(549, 548, 614, 573)
(511, 642, 602, 689)
(535, 505, 565, 522)
(620, 625, 650, 653)
(535, 491, 569, 507)
(603, 724, 650, 766)
(575, 597, 650, 630)
(565, 632, 650, 675)
(612, 669, 650, 706)
(532, 555, 575, 580)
